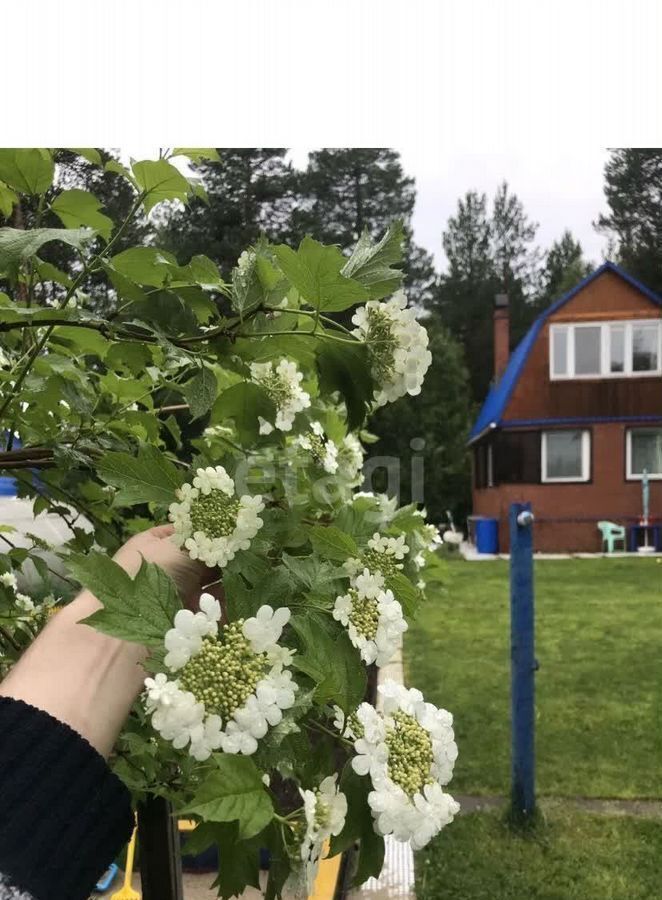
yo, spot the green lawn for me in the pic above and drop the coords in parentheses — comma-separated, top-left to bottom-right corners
(405, 557, 662, 798)
(416, 804, 662, 900)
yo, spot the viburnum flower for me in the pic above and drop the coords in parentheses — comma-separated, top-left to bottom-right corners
(169, 465, 265, 568)
(349, 681, 459, 850)
(144, 595, 297, 761)
(0, 572, 18, 590)
(333, 572, 407, 666)
(337, 433, 364, 486)
(351, 291, 432, 406)
(249, 358, 311, 433)
(293, 421, 339, 474)
(345, 532, 410, 581)
(293, 775, 347, 896)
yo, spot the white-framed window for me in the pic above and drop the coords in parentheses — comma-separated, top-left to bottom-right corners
(550, 320, 662, 380)
(626, 428, 662, 480)
(541, 430, 591, 483)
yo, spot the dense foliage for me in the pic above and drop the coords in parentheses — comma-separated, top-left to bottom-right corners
(0, 149, 458, 898)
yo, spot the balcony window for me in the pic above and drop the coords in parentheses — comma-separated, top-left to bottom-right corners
(550, 320, 662, 379)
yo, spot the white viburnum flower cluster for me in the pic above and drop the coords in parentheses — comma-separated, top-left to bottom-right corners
(345, 532, 409, 582)
(295, 775, 348, 895)
(333, 569, 407, 666)
(337, 433, 365, 486)
(249, 358, 311, 434)
(144, 596, 296, 761)
(0, 571, 47, 615)
(349, 681, 459, 850)
(351, 291, 432, 407)
(293, 421, 339, 474)
(169, 466, 265, 568)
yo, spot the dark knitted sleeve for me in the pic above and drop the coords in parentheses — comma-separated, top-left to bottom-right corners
(0, 697, 134, 900)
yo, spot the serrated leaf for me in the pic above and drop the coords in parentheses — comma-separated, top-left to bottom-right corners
(97, 444, 185, 506)
(342, 221, 405, 300)
(385, 570, 422, 618)
(69, 553, 182, 648)
(291, 614, 366, 711)
(181, 756, 274, 839)
(316, 339, 375, 430)
(0, 149, 54, 195)
(0, 227, 94, 272)
(185, 822, 261, 900)
(172, 148, 220, 162)
(274, 237, 368, 312)
(34, 258, 73, 287)
(110, 246, 178, 287)
(51, 189, 113, 241)
(132, 159, 191, 213)
(308, 525, 358, 561)
(212, 381, 276, 444)
(182, 366, 218, 421)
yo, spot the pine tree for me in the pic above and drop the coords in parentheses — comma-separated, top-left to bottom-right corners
(536, 229, 591, 309)
(161, 149, 298, 275)
(291, 149, 437, 307)
(597, 149, 662, 293)
(434, 183, 541, 403)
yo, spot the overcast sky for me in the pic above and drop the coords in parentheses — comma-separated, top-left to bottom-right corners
(288, 148, 611, 271)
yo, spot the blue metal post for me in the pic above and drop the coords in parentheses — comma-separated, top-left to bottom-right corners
(509, 502, 536, 818)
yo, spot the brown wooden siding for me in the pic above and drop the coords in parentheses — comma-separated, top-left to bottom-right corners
(505, 270, 662, 422)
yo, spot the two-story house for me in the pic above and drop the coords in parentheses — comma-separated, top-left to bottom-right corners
(469, 262, 662, 552)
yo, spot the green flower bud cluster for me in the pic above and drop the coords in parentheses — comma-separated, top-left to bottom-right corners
(347, 711, 364, 739)
(189, 492, 240, 540)
(348, 589, 379, 640)
(386, 710, 434, 797)
(366, 307, 397, 381)
(307, 432, 327, 467)
(261, 370, 294, 407)
(361, 549, 399, 578)
(179, 621, 268, 721)
(315, 792, 331, 828)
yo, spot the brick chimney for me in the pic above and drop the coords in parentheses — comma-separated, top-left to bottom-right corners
(493, 293, 510, 381)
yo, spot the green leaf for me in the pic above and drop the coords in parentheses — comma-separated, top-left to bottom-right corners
(132, 159, 191, 213)
(0, 182, 18, 219)
(110, 247, 178, 287)
(97, 444, 185, 506)
(274, 237, 368, 312)
(172, 148, 220, 162)
(34, 258, 73, 287)
(385, 571, 422, 618)
(0, 227, 94, 272)
(342, 221, 405, 300)
(181, 756, 274, 840)
(316, 339, 375, 430)
(0, 149, 54, 195)
(68, 148, 102, 165)
(308, 524, 359, 561)
(291, 614, 366, 712)
(330, 765, 385, 885)
(185, 254, 224, 289)
(69, 553, 182, 648)
(186, 822, 261, 900)
(212, 381, 276, 444)
(182, 366, 218, 421)
(231, 252, 263, 317)
(51, 189, 113, 241)
(104, 159, 138, 187)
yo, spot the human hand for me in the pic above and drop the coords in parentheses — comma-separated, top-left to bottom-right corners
(113, 524, 216, 609)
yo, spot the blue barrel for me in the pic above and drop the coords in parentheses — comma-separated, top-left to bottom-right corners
(475, 517, 499, 554)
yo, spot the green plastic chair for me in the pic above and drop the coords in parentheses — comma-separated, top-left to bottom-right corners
(597, 521, 626, 553)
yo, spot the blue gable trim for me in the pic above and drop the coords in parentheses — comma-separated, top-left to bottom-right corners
(467, 262, 662, 444)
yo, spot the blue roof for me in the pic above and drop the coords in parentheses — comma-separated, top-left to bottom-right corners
(468, 262, 662, 443)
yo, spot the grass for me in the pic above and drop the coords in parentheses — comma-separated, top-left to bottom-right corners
(405, 557, 662, 797)
(415, 804, 662, 900)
